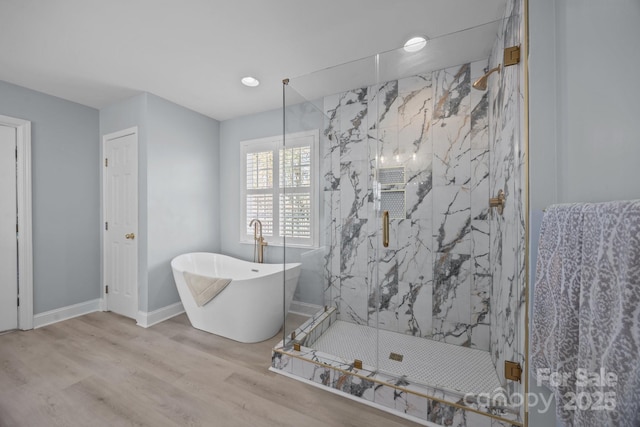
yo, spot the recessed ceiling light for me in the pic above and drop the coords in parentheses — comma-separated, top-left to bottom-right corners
(241, 76, 260, 87)
(403, 36, 427, 53)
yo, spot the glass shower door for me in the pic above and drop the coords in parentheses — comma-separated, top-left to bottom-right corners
(309, 55, 381, 372)
(369, 49, 439, 387)
(276, 15, 526, 424)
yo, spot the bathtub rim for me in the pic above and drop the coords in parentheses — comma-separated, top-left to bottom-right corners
(171, 252, 301, 280)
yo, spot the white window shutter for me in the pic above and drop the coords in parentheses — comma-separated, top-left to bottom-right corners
(240, 130, 318, 247)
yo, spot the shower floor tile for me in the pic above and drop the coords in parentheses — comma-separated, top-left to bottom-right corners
(311, 320, 501, 396)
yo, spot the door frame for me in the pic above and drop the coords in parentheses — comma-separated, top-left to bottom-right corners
(0, 114, 33, 330)
(101, 127, 139, 319)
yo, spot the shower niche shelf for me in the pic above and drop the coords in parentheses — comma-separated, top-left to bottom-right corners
(379, 166, 406, 219)
(381, 190, 405, 219)
(378, 166, 405, 185)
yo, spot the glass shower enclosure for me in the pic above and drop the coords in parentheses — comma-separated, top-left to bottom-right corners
(271, 7, 526, 426)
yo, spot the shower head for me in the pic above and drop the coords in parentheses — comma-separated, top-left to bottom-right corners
(472, 65, 501, 91)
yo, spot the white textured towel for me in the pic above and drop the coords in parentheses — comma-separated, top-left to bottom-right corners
(183, 272, 231, 307)
(531, 200, 640, 427)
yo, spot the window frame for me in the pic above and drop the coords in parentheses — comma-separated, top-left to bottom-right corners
(239, 129, 319, 248)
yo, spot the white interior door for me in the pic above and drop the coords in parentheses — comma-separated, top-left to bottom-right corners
(104, 130, 138, 319)
(0, 125, 18, 332)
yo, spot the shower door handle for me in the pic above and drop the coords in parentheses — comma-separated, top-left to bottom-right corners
(382, 210, 389, 247)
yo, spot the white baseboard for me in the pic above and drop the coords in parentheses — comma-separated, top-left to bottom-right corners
(289, 300, 322, 317)
(34, 298, 102, 329)
(136, 302, 184, 328)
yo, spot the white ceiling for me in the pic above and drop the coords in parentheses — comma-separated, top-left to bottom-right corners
(0, 0, 508, 121)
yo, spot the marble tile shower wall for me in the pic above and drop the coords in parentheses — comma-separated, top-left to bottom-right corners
(321, 59, 491, 351)
(488, 0, 526, 420)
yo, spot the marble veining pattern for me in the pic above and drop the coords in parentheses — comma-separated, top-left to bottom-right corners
(487, 0, 526, 421)
(300, 3, 526, 422)
(271, 335, 521, 426)
(319, 58, 494, 352)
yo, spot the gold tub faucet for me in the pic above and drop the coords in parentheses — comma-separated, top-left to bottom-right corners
(249, 219, 268, 263)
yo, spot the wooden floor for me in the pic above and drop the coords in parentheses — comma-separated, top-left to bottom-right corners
(0, 312, 421, 427)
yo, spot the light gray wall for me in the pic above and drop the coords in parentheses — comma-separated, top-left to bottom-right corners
(0, 80, 100, 314)
(99, 93, 150, 311)
(99, 93, 220, 313)
(219, 107, 282, 263)
(530, 0, 640, 209)
(146, 94, 220, 311)
(529, 1, 640, 425)
(554, 0, 640, 204)
(219, 102, 325, 305)
(528, 1, 559, 423)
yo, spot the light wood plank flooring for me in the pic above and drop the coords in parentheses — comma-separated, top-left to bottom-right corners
(0, 312, 421, 427)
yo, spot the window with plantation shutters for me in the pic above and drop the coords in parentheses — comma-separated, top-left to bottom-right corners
(240, 130, 318, 248)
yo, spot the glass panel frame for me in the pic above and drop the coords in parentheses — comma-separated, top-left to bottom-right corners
(276, 14, 526, 424)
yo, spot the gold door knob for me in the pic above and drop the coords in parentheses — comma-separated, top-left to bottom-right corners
(125, 233, 136, 240)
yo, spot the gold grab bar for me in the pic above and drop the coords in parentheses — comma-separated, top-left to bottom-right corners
(382, 210, 389, 247)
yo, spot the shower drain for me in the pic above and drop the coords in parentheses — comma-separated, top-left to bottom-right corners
(389, 352, 404, 362)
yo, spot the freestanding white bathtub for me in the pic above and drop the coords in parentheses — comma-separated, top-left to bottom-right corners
(171, 253, 301, 343)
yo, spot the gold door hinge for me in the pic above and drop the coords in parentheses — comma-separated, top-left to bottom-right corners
(105, 158, 108, 167)
(105, 285, 109, 294)
(504, 45, 521, 67)
(505, 360, 522, 383)
(354, 359, 363, 370)
(489, 189, 506, 215)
